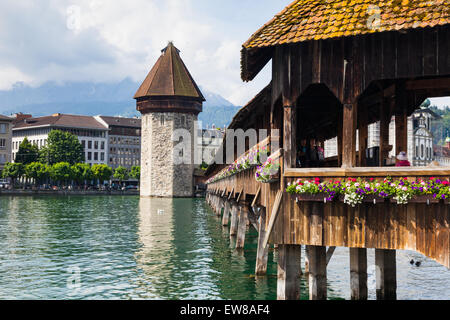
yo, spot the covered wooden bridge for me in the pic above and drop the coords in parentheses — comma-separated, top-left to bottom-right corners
(205, 0, 450, 300)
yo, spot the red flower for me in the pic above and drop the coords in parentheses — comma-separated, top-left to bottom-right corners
(352, 178, 357, 182)
(430, 177, 435, 180)
(443, 181, 449, 186)
(370, 178, 374, 182)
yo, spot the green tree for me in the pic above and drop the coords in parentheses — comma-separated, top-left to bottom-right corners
(50, 162, 73, 187)
(92, 164, 113, 186)
(130, 166, 140, 181)
(114, 166, 129, 183)
(15, 137, 39, 164)
(24, 162, 50, 186)
(71, 163, 93, 187)
(39, 130, 84, 165)
(2, 163, 24, 187)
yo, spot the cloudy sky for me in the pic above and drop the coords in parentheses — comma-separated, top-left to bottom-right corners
(0, 0, 448, 107)
(0, 0, 289, 105)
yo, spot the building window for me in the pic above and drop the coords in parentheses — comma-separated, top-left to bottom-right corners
(94, 141, 99, 149)
(0, 124, 7, 134)
(421, 144, 424, 158)
(88, 141, 92, 149)
(94, 152, 98, 161)
(81, 140, 86, 149)
(101, 141, 105, 150)
(0, 139, 6, 149)
(88, 152, 92, 161)
(100, 152, 104, 161)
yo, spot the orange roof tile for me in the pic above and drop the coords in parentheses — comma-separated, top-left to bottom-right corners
(243, 0, 450, 49)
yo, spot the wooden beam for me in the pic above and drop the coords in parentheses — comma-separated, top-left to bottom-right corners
(406, 78, 450, 90)
(251, 186, 261, 208)
(228, 187, 235, 200)
(262, 190, 283, 249)
(236, 188, 244, 203)
(284, 166, 450, 178)
(326, 246, 336, 266)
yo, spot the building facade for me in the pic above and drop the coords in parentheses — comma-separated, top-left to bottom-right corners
(95, 116, 141, 170)
(135, 42, 205, 198)
(12, 113, 109, 166)
(0, 115, 13, 169)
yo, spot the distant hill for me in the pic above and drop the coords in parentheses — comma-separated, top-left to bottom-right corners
(0, 80, 240, 127)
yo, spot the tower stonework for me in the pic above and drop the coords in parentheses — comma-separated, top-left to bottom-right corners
(135, 43, 204, 198)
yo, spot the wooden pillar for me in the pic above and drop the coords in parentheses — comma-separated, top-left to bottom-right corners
(337, 113, 343, 167)
(350, 248, 368, 300)
(358, 104, 368, 167)
(217, 198, 223, 217)
(342, 103, 357, 168)
(255, 207, 269, 276)
(307, 245, 327, 300)
(230, 203, 239, 236)
(277, 244, 301, 300)
(379, 99, 391, 166)
(222, 200, 231, 226)
(375, 249, 397, 300)
(236, 205, 248, 249)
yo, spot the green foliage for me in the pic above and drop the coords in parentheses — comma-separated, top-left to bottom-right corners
(24, 162, 50, 184)
(39, 130, 84, 165)
(71, 163, 93, 184)
(50, 162, 73, 184)
(114, 166, 129, 182)
(15, 137, 39, 164)
(130, 166, 140, 180)
(92, 164, 113, 184)
(2, 162, 24, 181)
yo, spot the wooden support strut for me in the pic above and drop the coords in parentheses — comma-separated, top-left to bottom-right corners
(262, 190, 283, 249)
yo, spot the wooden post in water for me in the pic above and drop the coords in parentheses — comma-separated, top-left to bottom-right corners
(375, 249, 397, 300)
(230, 203, 239, 236)
(222, 200, 231, 226)
(350, 248, 368, 300)
(277, 244, 301, 300)
(217, 198, 223, 217)
(236, 205, 249, 249)
(255, 207, 269, 276)
(307, 245, 327, 300)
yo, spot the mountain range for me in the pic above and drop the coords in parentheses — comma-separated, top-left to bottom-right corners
(0, 79, 241, 128)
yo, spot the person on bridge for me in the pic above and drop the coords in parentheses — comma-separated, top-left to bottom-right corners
(396, 151, 411, 167)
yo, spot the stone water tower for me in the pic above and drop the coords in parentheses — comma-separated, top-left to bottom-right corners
(134, 42, 205, 198)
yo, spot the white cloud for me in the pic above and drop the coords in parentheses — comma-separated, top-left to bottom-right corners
(0, 0, 277, 105)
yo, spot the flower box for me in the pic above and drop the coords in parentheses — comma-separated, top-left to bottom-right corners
(260, 173, 279, 184)
(296, 193, 329, 202)
(408, 195, 440, 204)
(363, 195, 389, 204)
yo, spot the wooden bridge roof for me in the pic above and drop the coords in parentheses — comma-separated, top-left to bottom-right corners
(244, 0, 449, 48)
(241, 0, 450, 81)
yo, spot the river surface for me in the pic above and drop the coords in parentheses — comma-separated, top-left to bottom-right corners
(0, 196, 449, 300)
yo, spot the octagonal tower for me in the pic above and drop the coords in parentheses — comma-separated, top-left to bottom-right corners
(134, 42, 205, 197)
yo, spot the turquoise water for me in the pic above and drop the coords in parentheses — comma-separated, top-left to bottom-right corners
(0, 196, 449, 300)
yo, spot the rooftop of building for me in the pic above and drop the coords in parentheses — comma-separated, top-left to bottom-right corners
(0, 114, 14, 122)
(97, 116, 141, 128)
(134, 42, 205, 101)
(13, 113, 108, 131)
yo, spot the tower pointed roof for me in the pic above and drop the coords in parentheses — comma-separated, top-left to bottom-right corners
(134, 42, 205, 101)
